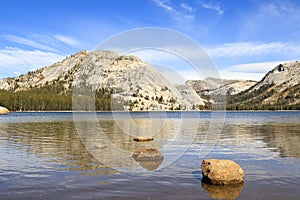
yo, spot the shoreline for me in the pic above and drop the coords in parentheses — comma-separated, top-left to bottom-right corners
(7, 109, 300, 113)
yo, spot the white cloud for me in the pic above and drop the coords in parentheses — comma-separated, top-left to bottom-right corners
(176, 68, 206, 81)
(130, 48, 181, 63)
(259, 1, 294, 18)
(206, 42, 300, 58)
(261, 3, 283, 17)
(0, 47, 64, 78)
(227, 61, 290, 73)
(219, 70, 265, 81)
(198, 1, 224, 15)
(131, 48, 296, 81)
(219, 60, 296, 81)
(129, 48, 218, 82)
(180, 3, 193, 12)
(2, 34, 59, 53)
(152, 0, 174, 12)
(152, 0, 195, 20)
(54, 35, 81, 47)
(163, 62, 274, 82)
(114, 40, 299, 81)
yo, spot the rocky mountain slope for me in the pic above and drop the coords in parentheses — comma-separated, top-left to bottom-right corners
(186, 77, 256, 96)
(1, 50, 299, 111)
(227, 61, 300, 110)
(0, 50, 205, 111)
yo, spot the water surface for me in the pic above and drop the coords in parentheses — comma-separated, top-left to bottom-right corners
(0, 111, 299, 199)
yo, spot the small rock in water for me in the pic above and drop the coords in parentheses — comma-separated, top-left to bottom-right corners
(133, 136, 153, 142)
(201, 159, 244, 185)
(0, 106, 10, 115)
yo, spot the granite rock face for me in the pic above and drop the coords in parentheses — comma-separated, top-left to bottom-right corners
(0, 106, 9, 115)
(201, 159, 244, 185)
(0, 50, 206, 111)
(186, 77, 256, 96)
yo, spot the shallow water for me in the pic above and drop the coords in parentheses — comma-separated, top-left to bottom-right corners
(0, 111, 299, 199)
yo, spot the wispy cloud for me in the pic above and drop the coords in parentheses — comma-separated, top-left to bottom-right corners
(180, 3, 193, 12)
(259, 1, 294, 18)
(0, 47, 64, 78)
(54, 35, 81, 47)
(198, 1, 224, 15)
(128, 43, 299, 81)
(153, 0, 174, 12)
(219, 60, 294, 81)
(227, 61, 286, 73)
(206, 42, 300, 58)
(2, 34, 59, 53)
(152, 0, 195, 21)
(261, 3, 283, 17)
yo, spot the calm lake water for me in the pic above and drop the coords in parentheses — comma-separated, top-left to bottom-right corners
(0, 111, 299, 199)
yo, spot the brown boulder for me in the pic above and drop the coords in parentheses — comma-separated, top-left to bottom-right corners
(201, 159, 244, 185)
(0, 106, 10, 115)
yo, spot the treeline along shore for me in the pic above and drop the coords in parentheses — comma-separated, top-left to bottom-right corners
(0, 85, 112, 111)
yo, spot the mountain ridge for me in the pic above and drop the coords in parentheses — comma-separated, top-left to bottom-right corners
(0, 50, 205, 111)
(227, 61, 300, 110)
(1, 50, 299, 111)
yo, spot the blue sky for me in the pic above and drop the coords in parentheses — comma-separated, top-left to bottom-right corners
(1, 0, 300, 80)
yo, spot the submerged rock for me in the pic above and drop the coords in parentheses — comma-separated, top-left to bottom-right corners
(133, 136, 153, 142)
(0, 106, 10, 115)
(201, 159, 244, 185)
(132, 148, 164, 171)
(132, 148, 163, 161)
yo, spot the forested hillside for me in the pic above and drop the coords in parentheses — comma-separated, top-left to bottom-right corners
(0, 84, 112, 111)
(226, 83, 300, 110)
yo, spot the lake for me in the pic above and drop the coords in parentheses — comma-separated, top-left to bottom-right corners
(0, 111, 299, 199)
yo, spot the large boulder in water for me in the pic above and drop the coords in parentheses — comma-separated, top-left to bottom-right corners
(0, 106, 10, 115)
(201, 159, 244, 185)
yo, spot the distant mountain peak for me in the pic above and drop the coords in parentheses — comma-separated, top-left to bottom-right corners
(227, 61, 300, 110)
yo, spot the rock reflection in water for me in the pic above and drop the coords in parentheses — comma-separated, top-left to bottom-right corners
(201, 182, 244, 200)
(76, 119, 164, 170)
(134, 159, 164, 171)
(76, 117, 200, 170)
